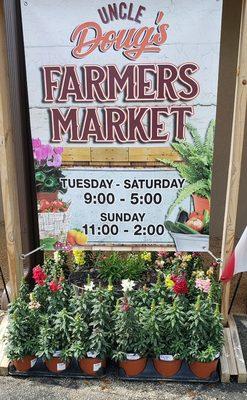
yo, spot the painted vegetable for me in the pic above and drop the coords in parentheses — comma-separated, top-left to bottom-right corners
(186, 217, 204, 232)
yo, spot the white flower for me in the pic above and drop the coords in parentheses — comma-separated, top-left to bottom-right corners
(121, 279, 135, 292)
(54, 251, 61, 263)
(84, 281, 95, 291)
(28, 301, 41, 310)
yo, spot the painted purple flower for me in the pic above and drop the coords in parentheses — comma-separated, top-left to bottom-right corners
(52, 153, 62, 167)
(47, 154, 62, 167)
(32, 138, 41, 149)
(54, 147, 64, 155)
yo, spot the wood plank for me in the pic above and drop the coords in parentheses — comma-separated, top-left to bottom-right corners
(62, 147, 91, 162)
(62, 147, 181, 165)
(0, 315, 9, 376)
(220, 329, 231, 383)
(224, 328, 238, 376)
(91, 147, 129, 162)
(0, 2, 23, 298)
(220, 0, 247, 324)
(228, 315, 247, 383)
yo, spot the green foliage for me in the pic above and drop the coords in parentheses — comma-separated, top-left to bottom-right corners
(35, 165, 67, 194)
(37, 308, 73, 361)
(112, 297, 148, 361)
(6, 298, 40, 360)
(158, 120, 215, 214)
(161, 296, 188, 358)
(97, 252, 149, 283)
(186, 297, 224, 362)
(196, 345, 220, 363)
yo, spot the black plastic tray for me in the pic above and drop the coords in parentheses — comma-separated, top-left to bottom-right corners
(118, 359, 219, 383)
(8, 357, 106, 379)
(9, 358, 219, 383)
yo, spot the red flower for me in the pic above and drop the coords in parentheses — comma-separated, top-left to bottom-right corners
(173, 276, 188, 295)
(49, 281, 62, 292)
(33, 265, 47, 286)
(120, 298, 130, 312)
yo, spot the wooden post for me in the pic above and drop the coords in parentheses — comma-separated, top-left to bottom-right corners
(0, 1, 23, 298)
(220, 0, 247, 323)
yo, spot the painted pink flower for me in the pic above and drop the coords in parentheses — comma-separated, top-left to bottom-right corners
(42, 144, 54, 160)
(54, 147, 63, 155)
(32, 138, 41, 149)
(195, 278, 211, 293)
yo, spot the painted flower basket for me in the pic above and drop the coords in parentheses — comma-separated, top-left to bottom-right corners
(38, 211, 70, 241)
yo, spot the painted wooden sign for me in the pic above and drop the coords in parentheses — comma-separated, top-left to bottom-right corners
(20, 0, 223, 250)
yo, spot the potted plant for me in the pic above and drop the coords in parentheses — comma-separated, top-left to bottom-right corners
(187, 297, 224, 379)
(32, 138, 67, 201)
(37, 308, 73, 373)
(112, 281, 148, 377)
(6, 284, 40, 372)
(71, 286, 111, 375)
(149, 296, 187, 377)
(158, 120, 214, 215)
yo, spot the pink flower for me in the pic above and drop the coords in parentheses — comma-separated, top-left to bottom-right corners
(54, 147, 63, 155)
(157, 251, 168, 258)
(32, 138, 41, 149)
(195, 278, 211, 293)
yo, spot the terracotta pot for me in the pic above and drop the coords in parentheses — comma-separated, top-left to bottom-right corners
(153, 358, 182, 377)
(119, 358, 147, 377)
(189, 359, 218, 379)
(13, 355, 37, 372)
(45, 357, 69, 373)
(192, 195, 210, 214)
(37, 191, 58, 202)
(78, 357, 106, 375)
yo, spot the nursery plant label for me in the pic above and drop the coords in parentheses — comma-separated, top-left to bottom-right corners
(20, 0, 223, 250)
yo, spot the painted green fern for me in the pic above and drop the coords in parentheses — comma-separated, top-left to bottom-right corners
(158, 120, 215, 215)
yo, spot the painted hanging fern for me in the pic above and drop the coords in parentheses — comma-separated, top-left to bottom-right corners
(158, 120, 215, 215)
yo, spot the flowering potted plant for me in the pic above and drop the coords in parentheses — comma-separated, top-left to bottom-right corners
(70, 285, 112, 375)
(6, 282, 40, 372)
(112, 279, 148, 377)
(32, 138, 67, 201)
(187, 297, 224, 379)
(37, 308, 73, 373)
(147, 296, 187, 377)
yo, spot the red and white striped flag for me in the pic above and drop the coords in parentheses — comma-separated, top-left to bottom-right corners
(221, 226, 247, 282)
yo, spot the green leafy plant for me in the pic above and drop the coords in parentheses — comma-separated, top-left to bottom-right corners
(161, 296, 188, 358)
(37, 308, 73, 361)
(97, 252, 149, 283)
(158, 120, 215, 215)
(112, 296, 148, 361)
(186, 296, 224, 362)
(196, 345, 220, 363)
(6, 287, 40, 360)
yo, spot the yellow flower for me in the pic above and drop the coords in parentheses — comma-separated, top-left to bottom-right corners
(73, 249, 85, 266)
(165, 275, 175, 289)
(194, 270, 205, 279)
(141, 252, 151, 262)
(207, 267, 214, 277)
(182, 255, 192, 262)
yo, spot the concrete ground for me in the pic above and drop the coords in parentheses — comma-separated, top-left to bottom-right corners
(1, 376, 247, 400)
